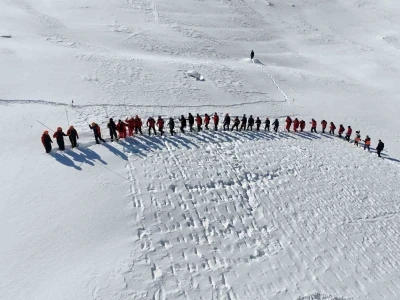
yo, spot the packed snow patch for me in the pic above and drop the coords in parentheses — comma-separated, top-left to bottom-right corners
(184, 70, 205, 81)
(240, 57, 263, 64)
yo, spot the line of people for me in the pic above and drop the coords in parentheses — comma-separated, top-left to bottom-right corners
(40, 113, 385, 158)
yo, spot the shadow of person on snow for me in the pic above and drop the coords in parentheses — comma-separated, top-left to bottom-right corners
(101, 142, 128, 161)
(51, 152, 82, 170)
(64, 149, 95, 166)
(78, 147, 108, 164)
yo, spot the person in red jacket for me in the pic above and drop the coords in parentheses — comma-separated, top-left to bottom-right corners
(116, 119, 127, 139)
(53, 127, 67, 151)
(196, 114, 203, 132)
(134, 115, 143, 135)
(345, 126, 352, 142)
(321, 120, 327, 134)
(89, 122, 106, 144)
(125, 117, 135, 137)
(204, 114, 210, 130)
(66, 125, 79, 148)
(213, 113, 219, 131)
(300, 120, 306, 132)
(285, 116, 292, 132)
(329, 122, 336, 135)
(147, 117, 156, 136)
(157, 116, 165, 136)
(41, 130, 53, 153)
(338, 124, 345, 137)
(310, 119, 317, 133)
(293, 118, 299, 132)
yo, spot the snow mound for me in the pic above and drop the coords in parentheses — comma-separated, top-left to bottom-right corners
(240, 57, 263, 64)
(184, 70, 205, 81)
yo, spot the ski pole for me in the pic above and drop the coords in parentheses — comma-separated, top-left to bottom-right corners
(65, 108, 70, 126)
(36, 120, 54, 132)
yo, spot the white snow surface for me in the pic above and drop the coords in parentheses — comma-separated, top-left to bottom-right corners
(1, 0, 400, 299)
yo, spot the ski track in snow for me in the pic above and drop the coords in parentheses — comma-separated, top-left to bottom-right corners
(85, 131, 400, 300)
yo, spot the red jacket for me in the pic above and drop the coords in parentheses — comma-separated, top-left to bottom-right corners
(300, 121, 306, 129)
(346, 128, 352, 135)
(135, 117, 142, 127)
(286, 117, 292, 124)
(116, 122, 127, 132)
(157, 118, 164, 129)
(330, 123, 336, 130)
(126, 118, 135, 129)
(213, 114, 219, 124)
(204, 115, 210, 124)
(147, 118, 155, 127)
(338, 125, 345, 133)
(321, 120, 327, 128)
(293, 119, 299, 128)
(67, 128, 79, 138)
(311, 120, 317, 127)
(196, 116, 202, 125)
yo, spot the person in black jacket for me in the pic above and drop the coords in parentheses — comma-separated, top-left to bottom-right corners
(89, 122, 106, 144)
(272, 119, 279, 133)
(188, 113, 195, 132)
(168, 117, 175, 136)
(240, 114, 247, 131)
(107, 118, 119, 141)
(264, 117, 270, 131)
(376, 139, 384, 157)
(67, 125, 79, 148)
(179, 115, 186, 133)
(223, 113, 231, 131)
(250, 50, 254, 60)
(255, 117, 261, 131)
(41, 131, 53, 153)
(247, 115, 254, 131)
(53, 127, 67, 151)
(231, 117, 240, 131)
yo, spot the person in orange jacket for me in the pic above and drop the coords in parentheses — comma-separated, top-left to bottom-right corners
(293, 118, 300, 132)
(363, 135, 371, 151)
(300, 120, 306, 132)
(66, 125, 79, 148)
(285, 116, 292, 132)
(338, 124, 345, 137)
(157, 116, 165, 136)
(134, 115, 143, 135)
(147, 117, 156, 136)
(354, 130, 361, 147)
(116, 119, 127, 139)
(41, 130, 53, 153)
(321, 120, 327, 134)
(310, 119, 317, 133)
(125, 117, 136, 137)
(89, 122, 106, 144)
(196, 114, 203, 132)
(329, 122, 336, 135)
(345, 126, 352, 142)
(213, 113, 219, 131)
(53, 127, 67, 151)
(204, 113, 210, 130)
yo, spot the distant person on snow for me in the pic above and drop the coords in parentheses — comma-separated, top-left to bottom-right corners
(196, 114, 203, 132)
(250, 50, 254, 60)
(338, 124, 345, 137)
(231, 116, 240, 131)
(240, 114, 247, 131)
(321, 120, 327, 134)
(134, 115, 143, 135)
(345, 126, 352, 142)
(310, 119, 317, 133)
(147, 116, 156, 136)
(125, 117, 135, 137)
(223, 113, 231, 131)
(255, 117, 261, 131)
(376, 139, 384, 157)
(168, 117, 175, 136)
(285, 116, 292, 132)
(272, 119, 279, 132)
(293, 118, 299, 132)
(354, 131, 361, 147)
(247, 115, 254, 131)
(157, 116, 165, 136)
(89, 122, 106, 144)
(188, 113, 195, 132)
(363, 135, 371, 151)
(329, 122, 336, 135)
(213, 113, 219, 131)
(67, 125, 79, 148)
(53, 127, 67, 151)
(116, 119, 127, 139)
(300, 120, 306, 132)
(204, 114, 210, 130)
(179, 115, 186, 133)
(41, 130, 53, 153)
(264, 117, 270, 131)
(107, 118, 119, 141)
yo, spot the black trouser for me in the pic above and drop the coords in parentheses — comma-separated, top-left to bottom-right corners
(223, 123, 230, 131)
(256, 124, 260, 131)
(311, 127, 317, 133)
(339, 132, 343, 137)
(57, 139, 65, 151)
(159, 127, 164, 136)
(148, 126, 156, 136)
(345, 135, 350, 141)
(364, 144, 370, 151)
(231, 123, 239, 131)
(95, 134, 106, 144)
(329, 129, 335, 135)
(135, 127, 142, 134)
(274, 126, 278, 132)
(240, 123, 246, 131)
(265, 124, 270, 131)
(45, 144, 52, 153)
(69, 136, 77, 148)
(169, 127, 174, 135)
(247, 124, 253, 131)
(377, 150, 382, 157)
(110, 129, 118, 141)
(197, 125, 202, 132)
(214, 123, 218, 131)
(189, 123, 194, 132)
(180, 125, 185, 133)
(205, 123, 209, 130)
(322, 127, 326, 133)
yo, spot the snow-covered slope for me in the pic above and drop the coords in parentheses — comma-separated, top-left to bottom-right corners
(1, 0, 400, 299)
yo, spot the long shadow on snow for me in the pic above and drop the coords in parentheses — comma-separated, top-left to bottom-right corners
(101, 142, 128, 161)
(64, 148, 95, 166)
(51, 152, 82, 170)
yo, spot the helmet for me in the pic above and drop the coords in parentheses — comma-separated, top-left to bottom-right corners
(44, 130, 49, 134)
